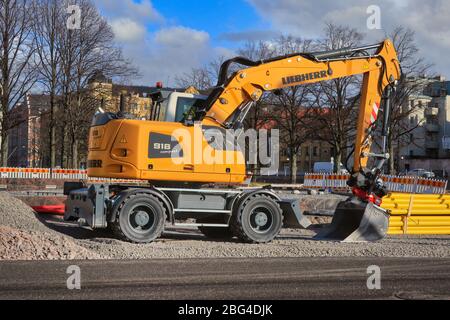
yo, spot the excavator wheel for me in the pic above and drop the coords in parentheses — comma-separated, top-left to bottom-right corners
(111, 193, 166, 243)
(231, 194, 283, 243)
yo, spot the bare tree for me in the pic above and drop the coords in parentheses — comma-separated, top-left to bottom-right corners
(0, 0, 37, 166)
(262, 36, 315, 183)
(382, 27, 433, 173)
(175, 56, 229, 91)
(32, 0, 65, 167)
(310, 23, 364, 172)
(237, 40, 276, 131)
(175, 67, 214, 91)
(58, 0, 137, 168)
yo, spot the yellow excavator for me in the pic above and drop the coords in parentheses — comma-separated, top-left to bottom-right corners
(64, 39, 401, 243)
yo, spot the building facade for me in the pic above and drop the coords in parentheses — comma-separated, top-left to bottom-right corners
(7, 94, 52, 167)
(398, 76, 450, 176)
(7, 73, 197, 168)
(279, 140, 335, 174)
(87, 72, 198, 118)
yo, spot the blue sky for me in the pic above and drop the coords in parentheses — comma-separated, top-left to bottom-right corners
(152, 0, 271, 47)
(93, 0, 450, 86)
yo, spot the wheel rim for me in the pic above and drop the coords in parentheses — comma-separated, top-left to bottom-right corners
(249, 207, 273, 233)
(128, 204, 156, 233)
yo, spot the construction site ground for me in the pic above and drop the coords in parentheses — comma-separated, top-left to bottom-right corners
(0, 191, 449, 260)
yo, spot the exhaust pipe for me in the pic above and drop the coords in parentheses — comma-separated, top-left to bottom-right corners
(119, 93, 125, 113)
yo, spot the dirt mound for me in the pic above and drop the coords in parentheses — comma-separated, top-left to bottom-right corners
(0, 225, 101, 260)
(0, 192, 101, 260)
(0, 192, 51, 233)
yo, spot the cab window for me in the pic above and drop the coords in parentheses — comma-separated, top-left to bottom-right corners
(175, 97, 202, 122)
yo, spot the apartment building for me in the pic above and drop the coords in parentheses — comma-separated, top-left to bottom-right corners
(399, 76, 450, 175)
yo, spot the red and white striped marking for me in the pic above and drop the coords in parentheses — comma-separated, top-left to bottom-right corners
(370, 102, 380, 124)
(303, 173, 448, 194)
(0, 167, 144, 184)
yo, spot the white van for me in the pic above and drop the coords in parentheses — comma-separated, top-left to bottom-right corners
(313, 162, 348, 174)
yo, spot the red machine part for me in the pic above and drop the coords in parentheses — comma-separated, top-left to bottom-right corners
(32, 205, 65, 215)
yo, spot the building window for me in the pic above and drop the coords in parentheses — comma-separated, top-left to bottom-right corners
(313, 146, 318, 157)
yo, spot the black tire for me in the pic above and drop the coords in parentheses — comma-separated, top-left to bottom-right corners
(111, 193, 166, 243)
(198, 226, 234, 239)
(231, 194, 283, 243)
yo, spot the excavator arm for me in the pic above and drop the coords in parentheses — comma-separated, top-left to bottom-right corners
(194, 40, 400, 242)
(199, 40, 400, 177)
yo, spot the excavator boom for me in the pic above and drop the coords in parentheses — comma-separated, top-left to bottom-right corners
(200, 40, 400, 174)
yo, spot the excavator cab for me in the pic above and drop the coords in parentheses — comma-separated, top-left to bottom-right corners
(148, 90, 207, 122)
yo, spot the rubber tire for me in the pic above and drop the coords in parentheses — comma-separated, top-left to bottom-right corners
(198, 226, 234, 239)
(111, 193, 166, 243)
(231, 194, 283, 243)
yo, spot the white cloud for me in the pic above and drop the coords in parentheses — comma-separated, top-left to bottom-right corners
(247, 0, 450, 77)
(93, 1, 229, 86)
(120, 27, 226, 86)
(110, 18, 146, 42)
(155, 27, 209, 47)
(213, 47, 236, 60)
(93, 0, 163, 24)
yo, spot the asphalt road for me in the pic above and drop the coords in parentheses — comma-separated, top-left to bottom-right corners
(0, 257, 449, 300)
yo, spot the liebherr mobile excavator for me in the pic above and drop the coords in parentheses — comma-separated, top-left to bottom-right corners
(64, 40, 401, 243)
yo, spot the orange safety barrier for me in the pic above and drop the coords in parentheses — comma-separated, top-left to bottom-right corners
(304, 173, 448, 194)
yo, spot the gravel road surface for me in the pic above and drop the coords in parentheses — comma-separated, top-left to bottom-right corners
(0, 257, 449, 299)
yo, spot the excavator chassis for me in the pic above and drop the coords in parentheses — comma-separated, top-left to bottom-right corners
(64, 183, 312, 244)
(64, 182, 389, 243)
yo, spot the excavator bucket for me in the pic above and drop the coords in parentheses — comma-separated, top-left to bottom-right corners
(314, 197, 389, 242)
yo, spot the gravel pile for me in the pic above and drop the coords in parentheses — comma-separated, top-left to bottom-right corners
(0, 192, 101, 260)
(0, 226, 101, 260)
(0, 192, 50, 233)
